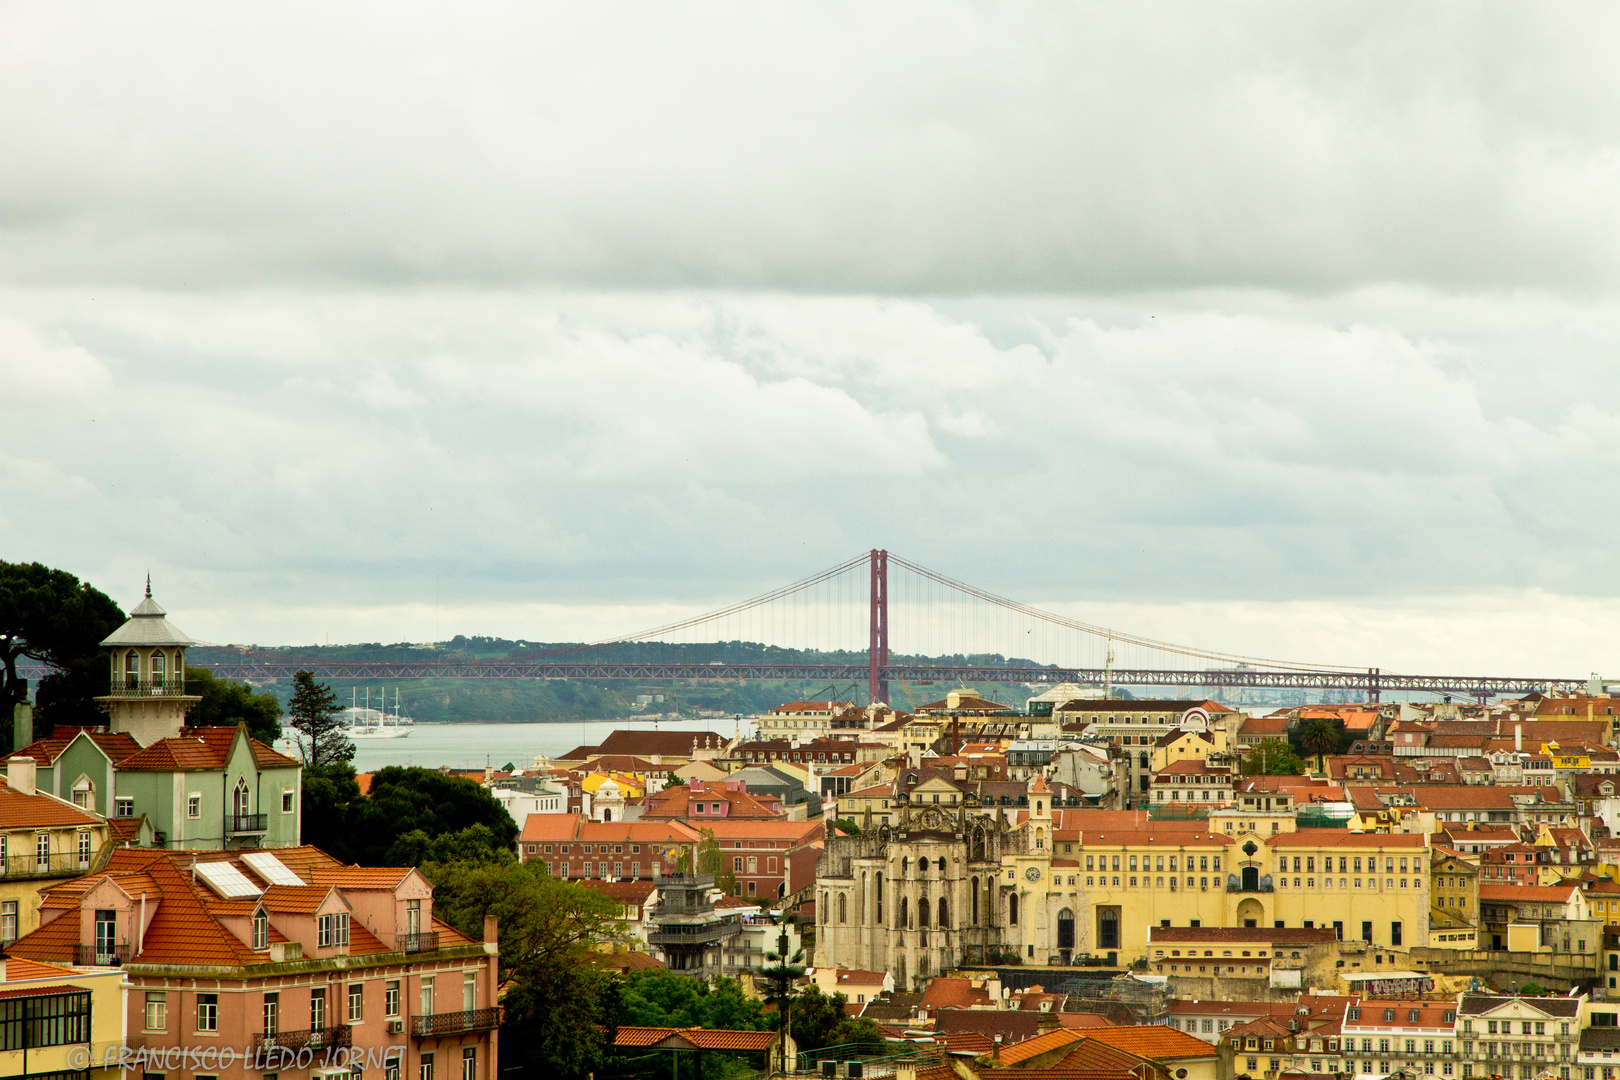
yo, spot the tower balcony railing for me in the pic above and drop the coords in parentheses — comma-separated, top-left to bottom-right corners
(105, 678, 205, 698)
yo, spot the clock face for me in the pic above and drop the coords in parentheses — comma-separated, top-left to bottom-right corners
(1024, 865, 1042, 883)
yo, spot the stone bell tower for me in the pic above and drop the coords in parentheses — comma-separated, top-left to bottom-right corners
(94, 577, 200, 746)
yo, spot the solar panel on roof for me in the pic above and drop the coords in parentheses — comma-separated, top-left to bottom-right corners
(241, 851, 306, 887)
(195, 860, 264, 899)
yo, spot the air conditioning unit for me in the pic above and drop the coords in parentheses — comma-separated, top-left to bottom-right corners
(387, 1020, 405, 1034)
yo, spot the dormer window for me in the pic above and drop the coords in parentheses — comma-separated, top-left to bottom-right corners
(252, 908, 269, 950)
(318, 912, 350, 948)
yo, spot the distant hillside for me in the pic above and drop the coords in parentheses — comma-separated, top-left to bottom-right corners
(187, 636, 1053, 724)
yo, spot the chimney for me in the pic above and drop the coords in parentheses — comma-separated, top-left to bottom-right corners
(947, 690, 962, 710)
(6, 757, 35, 797)
(1515, 725, 1522, 753)
(993, 1034, 1003, 1061)
(483, 915, 498, 944)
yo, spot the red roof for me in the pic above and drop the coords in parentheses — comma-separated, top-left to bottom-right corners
(0, 778, 102, 829)
(117, 726, 298, 771)
(7, 727, 143, 766)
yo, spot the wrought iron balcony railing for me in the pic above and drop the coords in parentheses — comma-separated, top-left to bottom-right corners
(105, 679, 206, 697)
(253, 1026, 353, 1052)
(74, 943, 131, 966)
(397, 931, 439, 954)
(228, 814, 269, 833)
(411, 1008, 503, 1037)
(1, 852, 93, 880)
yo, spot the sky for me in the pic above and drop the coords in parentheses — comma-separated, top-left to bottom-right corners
(4, 4, 1620, 675)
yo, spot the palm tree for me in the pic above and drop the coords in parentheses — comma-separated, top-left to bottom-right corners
(1299, 718, 1341, 773)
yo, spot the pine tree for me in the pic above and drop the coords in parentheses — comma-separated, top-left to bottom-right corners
(286, 671, 353, 767)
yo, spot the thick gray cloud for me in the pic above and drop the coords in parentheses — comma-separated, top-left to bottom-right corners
(3, 3, 1620, 292)
(3, 4, 1619, 673)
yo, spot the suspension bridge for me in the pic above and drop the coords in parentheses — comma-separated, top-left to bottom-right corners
(194, 550, 1589, 703)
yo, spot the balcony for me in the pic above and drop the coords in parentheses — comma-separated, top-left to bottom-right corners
(412, 1008, 503, 1037)
(74, 943, 131, 966)
(104, 678, 205, 698)
(229, 814, 269, 834)
(253, 1026, 353, 1052)
(1227, 882, 1275, 893)
(647, 918, 742, 947)
(1, 852, 93, 881)
(397, 931, 439, 954)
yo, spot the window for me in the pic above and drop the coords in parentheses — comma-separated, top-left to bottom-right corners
(385, 981, 401, 1018)
(464, 973, 477, 1012)
(145, 992, 167, 1032)
(0, 901, 16, 945)
(462, 1047, 476, 1080)
(421, 977, 435, 1016)
(421, 1054, 435, 1080)
(187, 794, 201, 818)
(252, 908, 269, 950)
(263, 992, 279, 1034)
(319, 913, 351, 947)
(77, 831, 92, 867)
(349, 983, 364, 1023)
(33, 833, 48, 870)
(282, 790, 295, 813)
(0, 990, 92, 1050)
(197, 993, 219, 1032)
(115, 797, 134, 818)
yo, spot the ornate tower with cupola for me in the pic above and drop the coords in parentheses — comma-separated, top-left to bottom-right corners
(94, 579, 200, 746)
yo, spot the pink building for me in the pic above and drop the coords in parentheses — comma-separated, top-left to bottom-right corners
(10, 846, 499, 1080)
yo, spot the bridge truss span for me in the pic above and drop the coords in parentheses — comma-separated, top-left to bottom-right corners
(197, 660, 1582, 699)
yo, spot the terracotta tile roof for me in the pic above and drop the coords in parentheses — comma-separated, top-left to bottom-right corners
(306, 866, 413, 890)
(920, 977, 992, 1011)
(1079, 1025, 1218, 1060)
(1056, 1038, 1156, 1071)
(0, 778, 103, 829)
(0, 983, 89, 999)
(2, 958, 80, 981)
(258, 884, 335, 914)
(611, 1026, 775, 1050)
(1056, 1012, 1115, 1029)
(1479, 884, 1579, 902)
(938, 1030, 993, 1055)
(6, 727, 144, 766)
(594, 730, 728, 757)
(578, 879, 658, 906)
(996, 1028, 1085, 1064)
(832, 968, 888, 985)
(519, 814, 702, 844)
(641, 784, 784, 819)
(117, 727, 298, 771)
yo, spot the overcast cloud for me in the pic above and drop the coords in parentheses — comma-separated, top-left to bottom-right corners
(4, 3, 1620, 675)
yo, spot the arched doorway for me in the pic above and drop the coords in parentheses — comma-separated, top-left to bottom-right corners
(1057, 908, 1075, 950)
(1097, 907, 1119, 949)
(1237, 897, 1265, 928)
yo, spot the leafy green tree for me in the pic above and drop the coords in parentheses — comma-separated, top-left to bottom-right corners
(663, 774, 686, 787)
(828, 1015, 887, 1048)
(697, 827, 739, 895)
(619, 972, 770, 1030)
(348, 766, 518, 865)
(423, 861, 626, 1079)
(388, 824, 516, 867)
(788, 985, 853, 1051)
(301, 763, 363, 862)
(0, 562, 124, 740)
(185, 666, 284, 744)
(286, 672, 353, 767)
(831, 818, 861, 837)
(1297, 717, 1343, 771)
(1242, 738, 1305, 776)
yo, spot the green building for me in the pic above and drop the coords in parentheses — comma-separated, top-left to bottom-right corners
(6, 583, 302, 851)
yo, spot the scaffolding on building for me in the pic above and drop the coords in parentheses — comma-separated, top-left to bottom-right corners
(1059, 974, 1172, 1027)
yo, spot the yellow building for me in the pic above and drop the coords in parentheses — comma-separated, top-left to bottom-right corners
(1428, 846, 1480, 949)
(838, 783, 898, 826)
(581, 771, 646, 800)
(0, 762, 110, 944)
(0, 955, 125, 1080)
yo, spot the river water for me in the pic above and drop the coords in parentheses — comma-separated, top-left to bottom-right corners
(342, 716, 757, 772)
